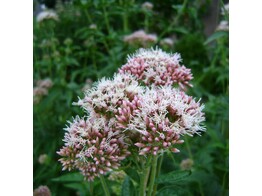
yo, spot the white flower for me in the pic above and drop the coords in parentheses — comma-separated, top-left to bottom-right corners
(77, 73, 144, 115)
(142, 2, 154, 10)
(221, 3, 229, 15)
(36, 10, 59, 23)
(129, 86, 205, 136)
(127, 47, 181, 65)
(160, 38, 174, 47)
(89, 24, 97, 29)
(216, 20, 229, 31)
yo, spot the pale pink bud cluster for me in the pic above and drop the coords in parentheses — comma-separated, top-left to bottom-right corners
(119, 48, 193, 90)
(33, 185, 51, 196)
(123, 30, 157, 47)
(33, 78, 53, 104)
(57, 116, 130, 181)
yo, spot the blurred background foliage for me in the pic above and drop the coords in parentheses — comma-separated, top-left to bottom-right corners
(33, 0, 229, 195)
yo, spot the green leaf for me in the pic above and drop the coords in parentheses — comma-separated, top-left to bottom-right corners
(155, 170, 191, 184)
(157, 185, 190, 196)
(124, 167, 140, 183)
(121, 176, 134, 196)
(63, 182, 84, 190)
(63, 182, 89, 196)
(173, 27, 189, 34)
(204, 31, 228, 45)
(52, 172, 84, 182)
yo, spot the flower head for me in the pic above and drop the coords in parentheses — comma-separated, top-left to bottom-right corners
(180, 158, 194, 170)
(160, 38, 174, 47)
(36, 78, 53, 89)
(123, 30, 157, 47)
(33, 78, 53, 104)
(33, 185, 51, 196)
(119, 48, 193, 90)
(216, 20, 229, 31)
(116, 86, 205, 155)
(89, 24, 97, 29)
(57, 116, 130, 181)
(108, 170, 126, 182)
(142, 2, 154, 10)
(75, 73, 143, 117)
(38, 154, 48, 164)
(36, 10, 59, 23)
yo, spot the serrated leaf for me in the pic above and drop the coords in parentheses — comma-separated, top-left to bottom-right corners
(155, 170, 191, 184)
(52, 172, 84, 182)
(204, 31, 228, 45)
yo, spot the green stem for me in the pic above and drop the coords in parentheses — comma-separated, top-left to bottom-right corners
(147, 155, 158, 196)
(144, 12, 149, 32)
(123, 11, 129, 32)
(89, 181, 94, 196)
(100, 175, 110, 196)
(152, 154, 164, 196)
(185, 136, 193, 160)
(102, 0, 111, 34)
(84, 9, 93, 23)
(159, 0, 188, 39)
(91, 41, 99, 79)
(139, 165, 150, 196)
(198, 182, 204, 196)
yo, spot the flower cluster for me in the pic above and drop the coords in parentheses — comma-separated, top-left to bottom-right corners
(57, 116, 130, 181)
(36, 10, 59, 23)
(142, 2, 154, 10)
(119, 48, 193, 90)
(33, 185, 51, 196)
(160, 38, 174, 48)
(58, 48, 205, 181)
(216, 20, 229, 31)
(33, 78, 53, 104)
(116, 86, 205, 155)
(123, 30, 157, 47)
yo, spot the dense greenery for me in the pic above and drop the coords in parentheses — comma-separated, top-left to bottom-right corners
(33, 0, 228, 195)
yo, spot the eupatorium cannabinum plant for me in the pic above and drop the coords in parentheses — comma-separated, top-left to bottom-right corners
(58, 47, 205, 196)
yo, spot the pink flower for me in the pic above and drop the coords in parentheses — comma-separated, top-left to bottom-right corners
(57, 116, 130, 181)
(74, 73, 143, 117)
(36, 78, 53, 89)
(33, 185, 51, 196)
(119, 48, 193, 90)
(116, 86, 205, 155)
(123, 30, 157, 47)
